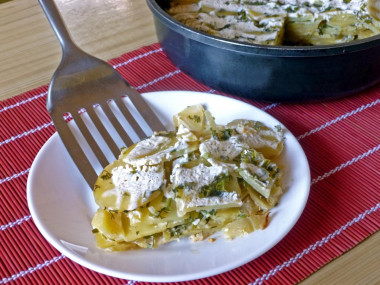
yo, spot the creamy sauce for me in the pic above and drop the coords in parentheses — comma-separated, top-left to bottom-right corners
(172, 8, 284, 44)
(230, 120, 283, 152)
(125, 136, 171, 163)
(171, 163, 228, 191)
(110, 165, 165, 210)
(185, 192, 241, 208)
(168, 0, 378, 45)
(124, 134, 192, 166)
(199, 136, 248, 161)
(241, 162, 270, 181)
(170, 163, 242, 215)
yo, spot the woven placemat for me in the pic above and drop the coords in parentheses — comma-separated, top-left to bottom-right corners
(0, 43, 379, 285)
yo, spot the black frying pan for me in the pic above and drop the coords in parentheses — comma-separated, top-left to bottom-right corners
(146, 0, 380, 102)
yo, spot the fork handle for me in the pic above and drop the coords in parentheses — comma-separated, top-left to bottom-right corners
(39, 0, 78, 55)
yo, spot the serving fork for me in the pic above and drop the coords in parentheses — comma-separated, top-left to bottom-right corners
(39, 0, 165, 188)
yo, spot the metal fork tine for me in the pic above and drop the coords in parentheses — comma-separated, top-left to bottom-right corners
(53, 118, 98, 187)
(41, 0, 168, 189)
(102, 102, 134, 147)
(71, 112, 109, 168)
(125, 87, 165, 132)
(86, 107, 120, 158)
(114, 97, 146, 139)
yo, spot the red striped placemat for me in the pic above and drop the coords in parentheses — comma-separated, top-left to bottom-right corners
(0, 43, 379, 285)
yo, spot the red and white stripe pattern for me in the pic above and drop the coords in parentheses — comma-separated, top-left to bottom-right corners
(0, 43, 379, 284)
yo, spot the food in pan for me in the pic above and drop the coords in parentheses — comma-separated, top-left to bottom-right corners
(91, 104, 285, 251)
(166, 0, 380, 45)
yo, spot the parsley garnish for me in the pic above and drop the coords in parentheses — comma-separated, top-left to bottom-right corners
(241, 149, 260, 164)
(285, 6, 299, 12)
(108, 209, 118, 219)
(213, 128, 233, 141)
(168, 224, 187, 238)
(199, 209, 217, 223)
(100, 170, 112, 180)
(200, 174, 227, 198)
(238, 10, 248, 21)
(187, 115, 201, 123)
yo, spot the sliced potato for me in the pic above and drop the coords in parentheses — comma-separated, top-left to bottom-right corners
(173, 104, 207, 134)
(92, 104, 285, 251)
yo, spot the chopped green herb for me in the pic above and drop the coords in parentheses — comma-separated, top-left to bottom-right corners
(238, 10, 248, 21)
(203, 152, 211, 159)
(241, 149, 261, 164)
(154, 131, 176, 137)
(317, 20, 328, 35)
(285, 5, 299, 12)
(100, 170, 112, 180)
(172, 182, 195, 197)
(168, 224, 187, 238)
(244, 1, 265, 5)
(157, 207, 171, 218)
(108, 209, 118, 220)
(184, 217, 195, 225)
(199, 174, 228, 198)
(213, 128, 233, 141)
(187, 114, 201, 123)
(200, 210, 215, 219)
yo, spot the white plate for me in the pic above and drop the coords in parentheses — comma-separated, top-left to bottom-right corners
(27, 91, 310, 282)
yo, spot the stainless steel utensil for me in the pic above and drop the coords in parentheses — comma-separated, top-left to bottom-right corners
(39, 0, 165, 188)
